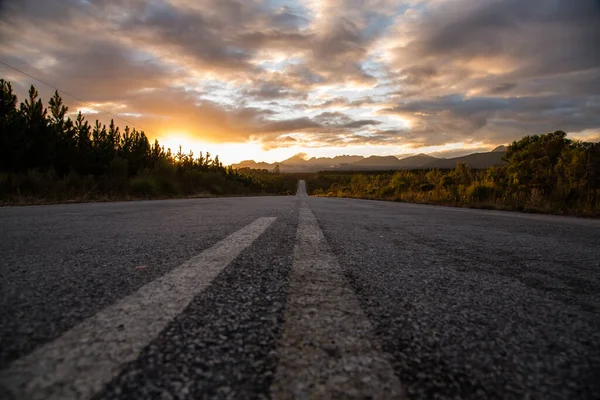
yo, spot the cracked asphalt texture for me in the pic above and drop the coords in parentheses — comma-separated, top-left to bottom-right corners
(1, 194, 600, 399)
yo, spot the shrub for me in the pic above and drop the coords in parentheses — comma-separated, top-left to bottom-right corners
(109, 158, 129, 191)
(420, 183, 435, 192)
(65, 170, 83, 192)
(377, 185, 396, 198)
(467, 183, 496, 202)
(130, 176, 157, 196)
(157, 179, 179, 195)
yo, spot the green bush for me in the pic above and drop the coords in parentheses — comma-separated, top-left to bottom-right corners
(377, 185, 396, 198)
(130, 176, 157, 196)
(468, 183, 497, 202)
(158, 179, 179, 195)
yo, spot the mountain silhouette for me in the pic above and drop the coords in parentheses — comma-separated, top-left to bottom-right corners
(492, 145, 508, 152)
(232, 148, 507, 172)
(422, 151, 506, 169)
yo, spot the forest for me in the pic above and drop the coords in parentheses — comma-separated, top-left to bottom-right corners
(0, 80, 297, 204)
(305, 131, 600, 216)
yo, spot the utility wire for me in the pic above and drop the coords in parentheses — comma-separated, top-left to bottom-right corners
(0, 59, 165, 140)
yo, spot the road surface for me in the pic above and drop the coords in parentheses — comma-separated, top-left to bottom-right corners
(1, 181, 599, 399)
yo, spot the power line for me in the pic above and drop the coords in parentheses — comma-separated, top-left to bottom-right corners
(0, 59, 165, 140)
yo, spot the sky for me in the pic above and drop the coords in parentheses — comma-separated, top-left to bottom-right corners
(1, 0, 599, 165)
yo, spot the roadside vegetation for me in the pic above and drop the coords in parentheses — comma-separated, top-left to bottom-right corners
(0, 80, 297, 205)
(306, 131, 600, 217)
(2, 79, 599, 215)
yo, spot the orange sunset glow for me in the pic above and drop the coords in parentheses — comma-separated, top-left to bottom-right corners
(1, 0, 599, 165)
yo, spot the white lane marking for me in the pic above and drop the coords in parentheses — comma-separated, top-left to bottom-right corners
(0, 217, 277, 400)
(296, 180, 307, 197)
(271, 205, 406, 399)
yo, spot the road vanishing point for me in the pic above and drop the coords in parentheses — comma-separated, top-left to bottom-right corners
(1, 181, 599, 399)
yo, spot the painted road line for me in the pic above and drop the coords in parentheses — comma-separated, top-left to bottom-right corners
(0, 217, 277, 400)
(271, 205, 406, 399)
(296, 180, 307, 197)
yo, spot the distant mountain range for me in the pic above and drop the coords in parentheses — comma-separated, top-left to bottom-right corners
(233, 146, 508, 172)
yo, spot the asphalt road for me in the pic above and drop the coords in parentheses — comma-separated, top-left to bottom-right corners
(1, 181, 599, 399)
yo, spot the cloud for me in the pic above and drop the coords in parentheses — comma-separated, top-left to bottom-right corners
(240, 81, 308, 100)
(258, 117, 321, 134)
(382, 94, 600, 145)
(388, 0, 600, 95)
(0, 0, 599, 158)
(309, 96, 377, 109)
(379, 0, 600, 145)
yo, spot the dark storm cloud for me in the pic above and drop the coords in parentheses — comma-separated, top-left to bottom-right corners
(387, 0, 600, 145)
(403, 0, 600, 71)
(383, 94, 600, 145)
(395, 0, 600, 89)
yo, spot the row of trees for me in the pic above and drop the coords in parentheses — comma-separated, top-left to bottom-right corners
(0, 79, 297, 203)
(307, 131, 600, 216)
(2, 78, 599, 215)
